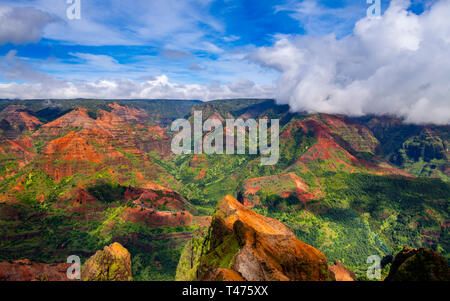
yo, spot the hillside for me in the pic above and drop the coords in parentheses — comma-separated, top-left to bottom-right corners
(0, 98, 448, 280)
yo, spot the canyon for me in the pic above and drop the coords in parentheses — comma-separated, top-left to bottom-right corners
(0, 98, 448, 281)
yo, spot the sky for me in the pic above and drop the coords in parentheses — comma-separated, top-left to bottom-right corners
(0, 0, 449, 124)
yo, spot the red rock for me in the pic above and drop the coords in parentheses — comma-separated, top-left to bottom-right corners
(43, 131, 104, 163)
(194, 195, 334, 281)
(0, 260, 71, 281)
(329, 261, 356, 281)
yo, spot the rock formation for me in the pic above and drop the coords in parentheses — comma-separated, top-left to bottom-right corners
(385, 247, 450, 281)
(81, 242, 133, 281)
(329, 261, 356, 281)
(177, 195, 334, 281)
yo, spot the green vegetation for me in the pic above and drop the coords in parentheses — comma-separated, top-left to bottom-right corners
(0, 98, 448, 281)
(253, 172, 449, 278)
(87, 182, 127, 203)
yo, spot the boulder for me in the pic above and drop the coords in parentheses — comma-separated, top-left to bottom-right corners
(82, 242, 133, 281)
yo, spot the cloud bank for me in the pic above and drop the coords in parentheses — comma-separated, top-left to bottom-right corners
(0, 76, 275, 101)
(253, 0, 450, 124)
(0, 48, 276, 101)
(0, 51, 275, 101)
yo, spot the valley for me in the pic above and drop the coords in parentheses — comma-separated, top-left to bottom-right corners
(0, 98, 448, 281)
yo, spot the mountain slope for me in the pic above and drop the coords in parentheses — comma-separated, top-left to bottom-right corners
(0, 98, 448, 281)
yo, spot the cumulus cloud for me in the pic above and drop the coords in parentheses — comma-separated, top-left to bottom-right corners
(0, 5, 57, 45)
(0, 53, 275, 100)
(253, 0, 450, 124)
(0, 45, 277, 101)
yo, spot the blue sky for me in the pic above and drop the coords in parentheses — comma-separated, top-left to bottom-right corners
(0, 1, 432, 83)
(1, 0, 449, 126)
(0, 0, 403, 85)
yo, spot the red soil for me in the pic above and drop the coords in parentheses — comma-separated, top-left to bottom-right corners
(0, 259, 70, 281)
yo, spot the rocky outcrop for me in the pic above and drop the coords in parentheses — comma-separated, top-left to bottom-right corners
(385, 247, 450, 281)
(177, 195, 334, 281)
(329, 261, 356, 281)
(0, 259, 70, 281)
(0, 105, 42, 131)
(81, 242, 133, 281)
(206, 268, 246, 281)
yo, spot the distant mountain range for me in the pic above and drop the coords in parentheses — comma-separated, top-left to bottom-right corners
(0, 98, 448, 280)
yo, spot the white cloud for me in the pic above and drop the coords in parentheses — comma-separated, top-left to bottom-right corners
(0, 75, 275, 100)
(1, 0, 224, 49)
(68, 53, 121, 71)
(223, 35, 240, 42)
(0, 5, 57, 45)
(0, 53, 275, 100)
(253, 0, 450, 124)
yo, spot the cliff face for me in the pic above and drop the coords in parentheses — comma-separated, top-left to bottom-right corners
(0, 99, 448, 282)
(177, 195, 334, 281)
